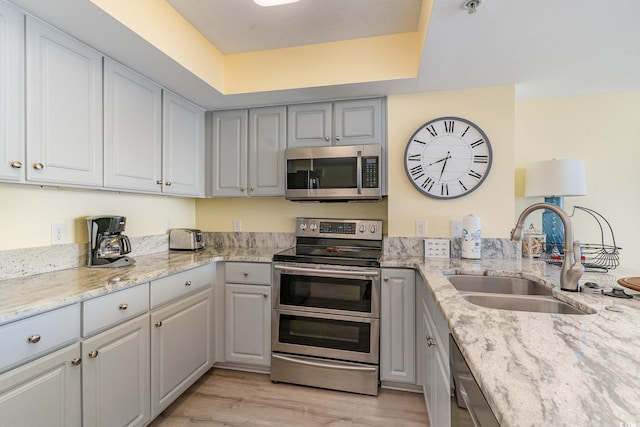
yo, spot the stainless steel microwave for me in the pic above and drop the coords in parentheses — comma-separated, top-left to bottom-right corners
(285, 145, 382, 201)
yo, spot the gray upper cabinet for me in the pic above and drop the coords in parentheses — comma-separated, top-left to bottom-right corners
(26, 16, 103, 187)
(162, 90, 206, 197)
(288, 98, 383, 148)
(0, 1, 24, 182)
(103, 58, 163, 193)
(209, 106, 286, 197)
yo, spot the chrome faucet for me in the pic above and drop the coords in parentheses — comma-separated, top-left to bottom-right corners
(511, 203, 584, 292)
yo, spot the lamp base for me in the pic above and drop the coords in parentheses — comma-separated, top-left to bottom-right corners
(543, 196, 565, 254)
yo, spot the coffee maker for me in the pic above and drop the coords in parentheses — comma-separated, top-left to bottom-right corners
(87, 215, 135, 268)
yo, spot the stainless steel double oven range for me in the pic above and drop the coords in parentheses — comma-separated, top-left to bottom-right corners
(271, 218, 383, 396)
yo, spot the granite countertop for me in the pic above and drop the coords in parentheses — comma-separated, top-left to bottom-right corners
(3, 248, 640, 425)
(0, 247, 279, 326)
(405, 257, 640, 427)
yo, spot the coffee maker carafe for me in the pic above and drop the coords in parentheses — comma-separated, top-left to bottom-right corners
(87, 215, 135, 268)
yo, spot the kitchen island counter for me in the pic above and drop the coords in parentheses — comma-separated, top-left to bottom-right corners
(394, 257, 640, 427)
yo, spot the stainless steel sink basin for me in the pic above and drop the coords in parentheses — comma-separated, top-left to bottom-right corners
(446, 274, 553, 296)
(461, 294, 588, 315)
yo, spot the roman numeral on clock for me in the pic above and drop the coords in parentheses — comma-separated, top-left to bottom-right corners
(410, 165, 425, 180)
(408, 154, 421, 161)
(422, 176, 434, 191)
(474, 155, 488, 163)
(469, 170, 482, 179)
(471, 139, 485, 148)
(444, 120, 455, 133)
(458, 180, 468, 191)
(461, 125, 470, 137)
(441, 183, 448, 196)
(426, 125, 437, 137)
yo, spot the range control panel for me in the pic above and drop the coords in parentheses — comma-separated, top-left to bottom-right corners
(295, 218, 383, 240)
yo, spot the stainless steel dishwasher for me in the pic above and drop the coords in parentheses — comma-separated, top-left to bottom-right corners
(450, 335, 500, 427)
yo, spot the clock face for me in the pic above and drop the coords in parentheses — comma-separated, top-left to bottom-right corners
(404, 117, 492, 199)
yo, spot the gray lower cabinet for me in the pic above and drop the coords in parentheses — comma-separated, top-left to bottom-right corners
(0, 343, 82, 426)
(418, 273, 451, 427)
(223, 262, 272, 366)
(380, 268, 416, 384)
(150, 288, 212, 418)
(82, 314, 150, 427)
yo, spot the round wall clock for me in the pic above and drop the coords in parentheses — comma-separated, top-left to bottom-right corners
(403, 116, 492, 199)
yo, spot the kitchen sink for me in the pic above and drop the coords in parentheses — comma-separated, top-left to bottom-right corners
(460, 293, 589, 315)
(447, 274, 589, 315)
(446, 274, 553, 296)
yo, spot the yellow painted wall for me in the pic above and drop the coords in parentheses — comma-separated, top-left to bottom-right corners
(0, 184, 194, 251)
(515, 91, 640, 268)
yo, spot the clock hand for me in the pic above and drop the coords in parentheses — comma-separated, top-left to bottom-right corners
(438, 151, 451, 183)
(425, 157, 448, 167)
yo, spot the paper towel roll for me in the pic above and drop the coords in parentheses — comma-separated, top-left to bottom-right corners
(462, 214, 481, 259)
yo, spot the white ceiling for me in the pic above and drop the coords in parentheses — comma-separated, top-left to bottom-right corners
(9, 0, 640, 109)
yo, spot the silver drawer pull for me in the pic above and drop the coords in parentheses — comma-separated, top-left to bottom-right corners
(10, 161, 23, 169)
(426, 336, 436, 347)
(243, 272, 249, 277)
(263, 293, 268, 298)
(156, 180, 163, 185)
(185, 280, 192, 286)
(88, 350, 99, 358)
(32, 162, 44, 170)
(165, 181, 172, 186)
(155, 321, 163, 327)
(71, 358, 82, 366)
(119, 303, 128, 310)
(27, 334, 41, 344)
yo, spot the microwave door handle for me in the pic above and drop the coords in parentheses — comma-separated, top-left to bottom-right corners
(356, 150, 363, 195)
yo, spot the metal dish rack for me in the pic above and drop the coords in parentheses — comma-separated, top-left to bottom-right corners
(544, 206, 621, 271)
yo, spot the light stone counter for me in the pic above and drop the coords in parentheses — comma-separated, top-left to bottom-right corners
(383, 256, 640, 427)
(0, 247, 279, 326)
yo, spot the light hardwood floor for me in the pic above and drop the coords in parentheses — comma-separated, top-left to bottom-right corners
(150, 368, 429, 426)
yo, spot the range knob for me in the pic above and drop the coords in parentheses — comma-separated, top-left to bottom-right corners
(299, 223, 307, 231)
(370, 225, 377, 233)
(309, 223, 317, 231)
(359, 225, 366, 233)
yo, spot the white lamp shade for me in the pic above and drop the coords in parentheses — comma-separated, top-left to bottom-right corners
(525, 159, 587, 197)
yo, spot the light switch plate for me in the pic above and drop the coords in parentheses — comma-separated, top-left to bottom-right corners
(424, 238, 450, 258)
(415, 220, 427, 237)
(451, 220, 463, 238)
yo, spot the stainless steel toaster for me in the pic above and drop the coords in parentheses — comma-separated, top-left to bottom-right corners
(169, 228, 205, 251)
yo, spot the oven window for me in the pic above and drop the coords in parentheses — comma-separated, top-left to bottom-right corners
(278, 314, 372, 353)
(279, 274, 372, 313)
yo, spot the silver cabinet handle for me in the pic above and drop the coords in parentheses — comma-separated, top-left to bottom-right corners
(27, 334, 41, 344)
(336, 136, 341, 141)
(71, 358, 82, 366)
(250, 186, 255, 191)
(383, 277, 389, 281)
(155, 321, 163, 327)
(185, 280, 191, 286)
(243, 272, 249, 277)
(156, 180, 163, 185)
(240, 187, 245, 192)
(118, 303, 128, 310)
(263, 293, 268, 298)
(10, 161, 23, 169)
(324, 136, 330, 141)
(165, 181, 172, 186)
(88, 350, 99, 358)
(426, 336, 436, 347)
(33, 162, 44, 170)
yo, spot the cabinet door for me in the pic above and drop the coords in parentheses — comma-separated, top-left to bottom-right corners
(82, 315, 150, 427)
(104, 58, 162, 193)
(25, 16, 103, 187)
(287, 102, 332, 147)
(380, 268, 416, 383)
(0, 343, 81, 427)
(422, 309, 436, 427)
(210, 109, 248, 197)
(333, 98, 382, 146)
(0, 1, 24, 182)
(150, 289, 212, 418)
(224, 283, 271, 366)
(248, 106, 286, 197)
(162, 90, 205, 197)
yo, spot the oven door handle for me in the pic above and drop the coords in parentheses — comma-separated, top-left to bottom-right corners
(273, 264, 379, 278)
(272, 354, 377, 372)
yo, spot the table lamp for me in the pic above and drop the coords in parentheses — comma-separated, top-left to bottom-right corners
(524, 159, 587, 253)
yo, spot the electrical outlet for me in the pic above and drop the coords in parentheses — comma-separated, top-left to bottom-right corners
(165, 219, 172, 230)
(415, 220, 427, 237)
(51, 223, 66, 245)
(233, 219, 242, 232)
(451, 220, 463, 238)
(424, 238, 451, 258)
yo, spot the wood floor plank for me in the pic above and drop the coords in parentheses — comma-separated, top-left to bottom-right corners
(149, 368, 429, 427)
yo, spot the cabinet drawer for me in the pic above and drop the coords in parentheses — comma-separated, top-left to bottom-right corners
(0, 304, 80, 373)
(82, 283, 150, 337)
(224, 262, 271, 285)
(150, 265, 212, 308)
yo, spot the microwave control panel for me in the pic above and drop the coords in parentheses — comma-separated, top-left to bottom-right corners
(362, 157, 379, 188)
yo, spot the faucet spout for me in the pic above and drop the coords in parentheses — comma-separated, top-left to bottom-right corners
(511, 203, 584, 291)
